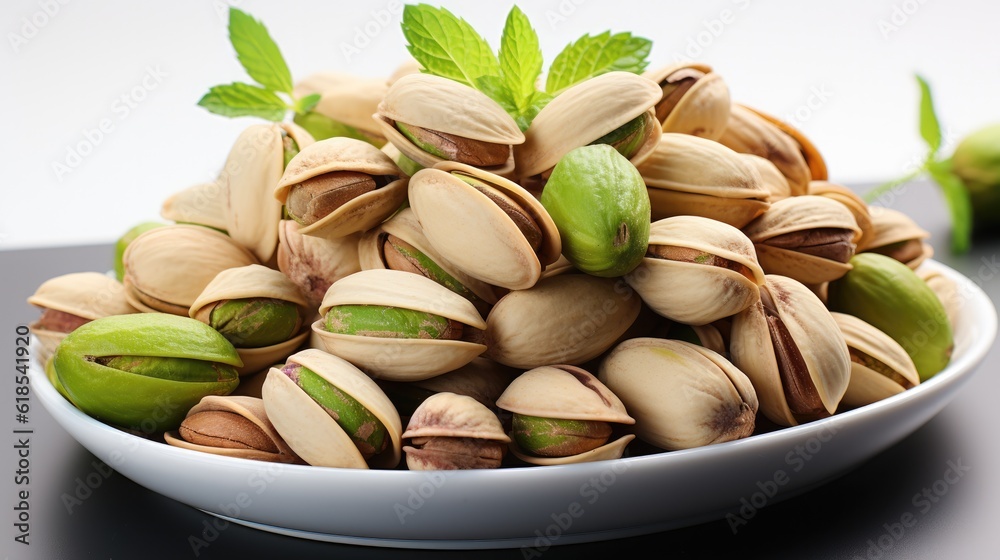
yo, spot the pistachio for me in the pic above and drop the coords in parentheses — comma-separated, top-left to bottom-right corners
(827, 253, 953, 381)
(654, 67, 705, 123)
(642, 62, 731, 140)
(52, 313, 242, 431)
(114, 222, 166, 282)
(179, 410, 279, 452)
(324, 304, 464, 340)
(281, 362, 389, 459)
(590, 113, 650, 160)
(396, 122, 510, 167)
(402, 392, 510, 470)
(541, 145, 650, 277)
(717, 103, 812, 194)
(206, 298, 302, 348)
(286, 171, 385, 226)
(277, 219, 361, 310)
(862, 206, 933, 268)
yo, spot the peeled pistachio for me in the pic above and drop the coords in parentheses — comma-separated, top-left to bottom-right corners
(52, 313, 242, 431)
(402, 392, 510, 470)
(827, 253, 953, 381)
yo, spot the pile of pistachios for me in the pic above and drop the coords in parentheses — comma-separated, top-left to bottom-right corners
(28, 7, 961, 471)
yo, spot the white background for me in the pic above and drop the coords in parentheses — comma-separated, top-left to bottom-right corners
(2, 0, 999, 250)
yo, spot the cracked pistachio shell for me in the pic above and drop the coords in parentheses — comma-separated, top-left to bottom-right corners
(28, 272, 138, 362)
(484, 274, 641, 369)
(832, 313, 920, 409)
(625, 216, 765, 325)
(292, 71, 388, 140)
(717, 104, 813, 194)
(637, 133, 770, 228)
(274, 137, 408, 239)
(359, 206, 502, 310)
(223, 122, 315, 265)
(598, 338, 758, 450)
(313, 269, 487, 381)
(374, 73, 524, 173)
(379, 357, 517, 420)
(408, 162, 561, 290)
(743, 195, 862, 285)
(122, 225, 259, 316)
(164, 395, 302, 463)
(863, 206, 933, 268)
(160, 181, 229, 232)
(743, 154, 794, 201)
(808, 181, 875, 251)
(52, 313, 242, 431)
(261, 348, 403, 469)
(190, 264, 312, 376)
(276, 219, 361, 311)
(642, 62, 731, 140)
(496, 364, 635, 466)
(515, 71, 661, 179)
(730, 274, 851, 426)
(402, 392, 510, 470)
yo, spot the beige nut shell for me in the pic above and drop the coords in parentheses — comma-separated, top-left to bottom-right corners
(261, 348, 403, 469)
(642, 62, 731, 140)
(832, 312, 920, 409)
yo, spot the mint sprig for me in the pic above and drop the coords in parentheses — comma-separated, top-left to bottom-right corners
(545, 32, 652, 94)
(864, 74, 972, 253)
(198, 7, 315, 121)
(400, 4, 651, 131)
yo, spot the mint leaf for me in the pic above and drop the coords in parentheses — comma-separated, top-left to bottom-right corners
(228, 7, 293, 94)
(401, 4, 501, 89)
(927, 158, 972, 253)
(499, 6, 542, 114)
(198, 83, 289, 120)
(916, 74, 942, 157)
(545, 31, 652, 94)
(294, 93, 321, 115)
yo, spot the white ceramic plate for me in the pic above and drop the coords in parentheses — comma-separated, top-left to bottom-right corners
(32, 260, 996, 550)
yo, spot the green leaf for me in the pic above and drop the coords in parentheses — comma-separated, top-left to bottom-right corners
(916, 74, 942, 156)
(294, 93, 321, 115)
(197, 83, 289, 121)
(499, 6, 543, 113)
(401, 4, 501, 88)
(927, 158, 972, 253)
(228, 7, 293, 94)
(545, 31, 653, 94)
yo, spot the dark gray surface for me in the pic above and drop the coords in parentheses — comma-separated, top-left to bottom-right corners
(3, 181, 999, 559)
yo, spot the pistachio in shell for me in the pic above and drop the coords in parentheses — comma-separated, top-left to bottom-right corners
(114, 222, 166, 282)
(540, 144, 651, 278)
(274, 137, 408, 239)
(276, 219, 361, 310)
(52, 313, 242, 432)
(164, 395, 302, 463)
(717, 103, 812, 195)
(291, 71, 388, 145)
(495, 364, 635, 465)
(730, 274, 851, 426)
(862, 206, 933, 268)
(625, 215, 765, 325)
(598, 338, 758, 450)
(402, 392, 510, 470)
(261, 348, 402, 468)
(642, 62, 731, 140)
(484, 274, 642, 370)
(831, 313, 920, 410)
(827, 253, 953, 381)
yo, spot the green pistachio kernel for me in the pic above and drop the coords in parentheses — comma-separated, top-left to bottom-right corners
(210, 298, 301, 348)
(589, 114, 648, 160)
(283, 363, 388, 458)
(511, 413, 612, 457)
(324, 305, 463, 340)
